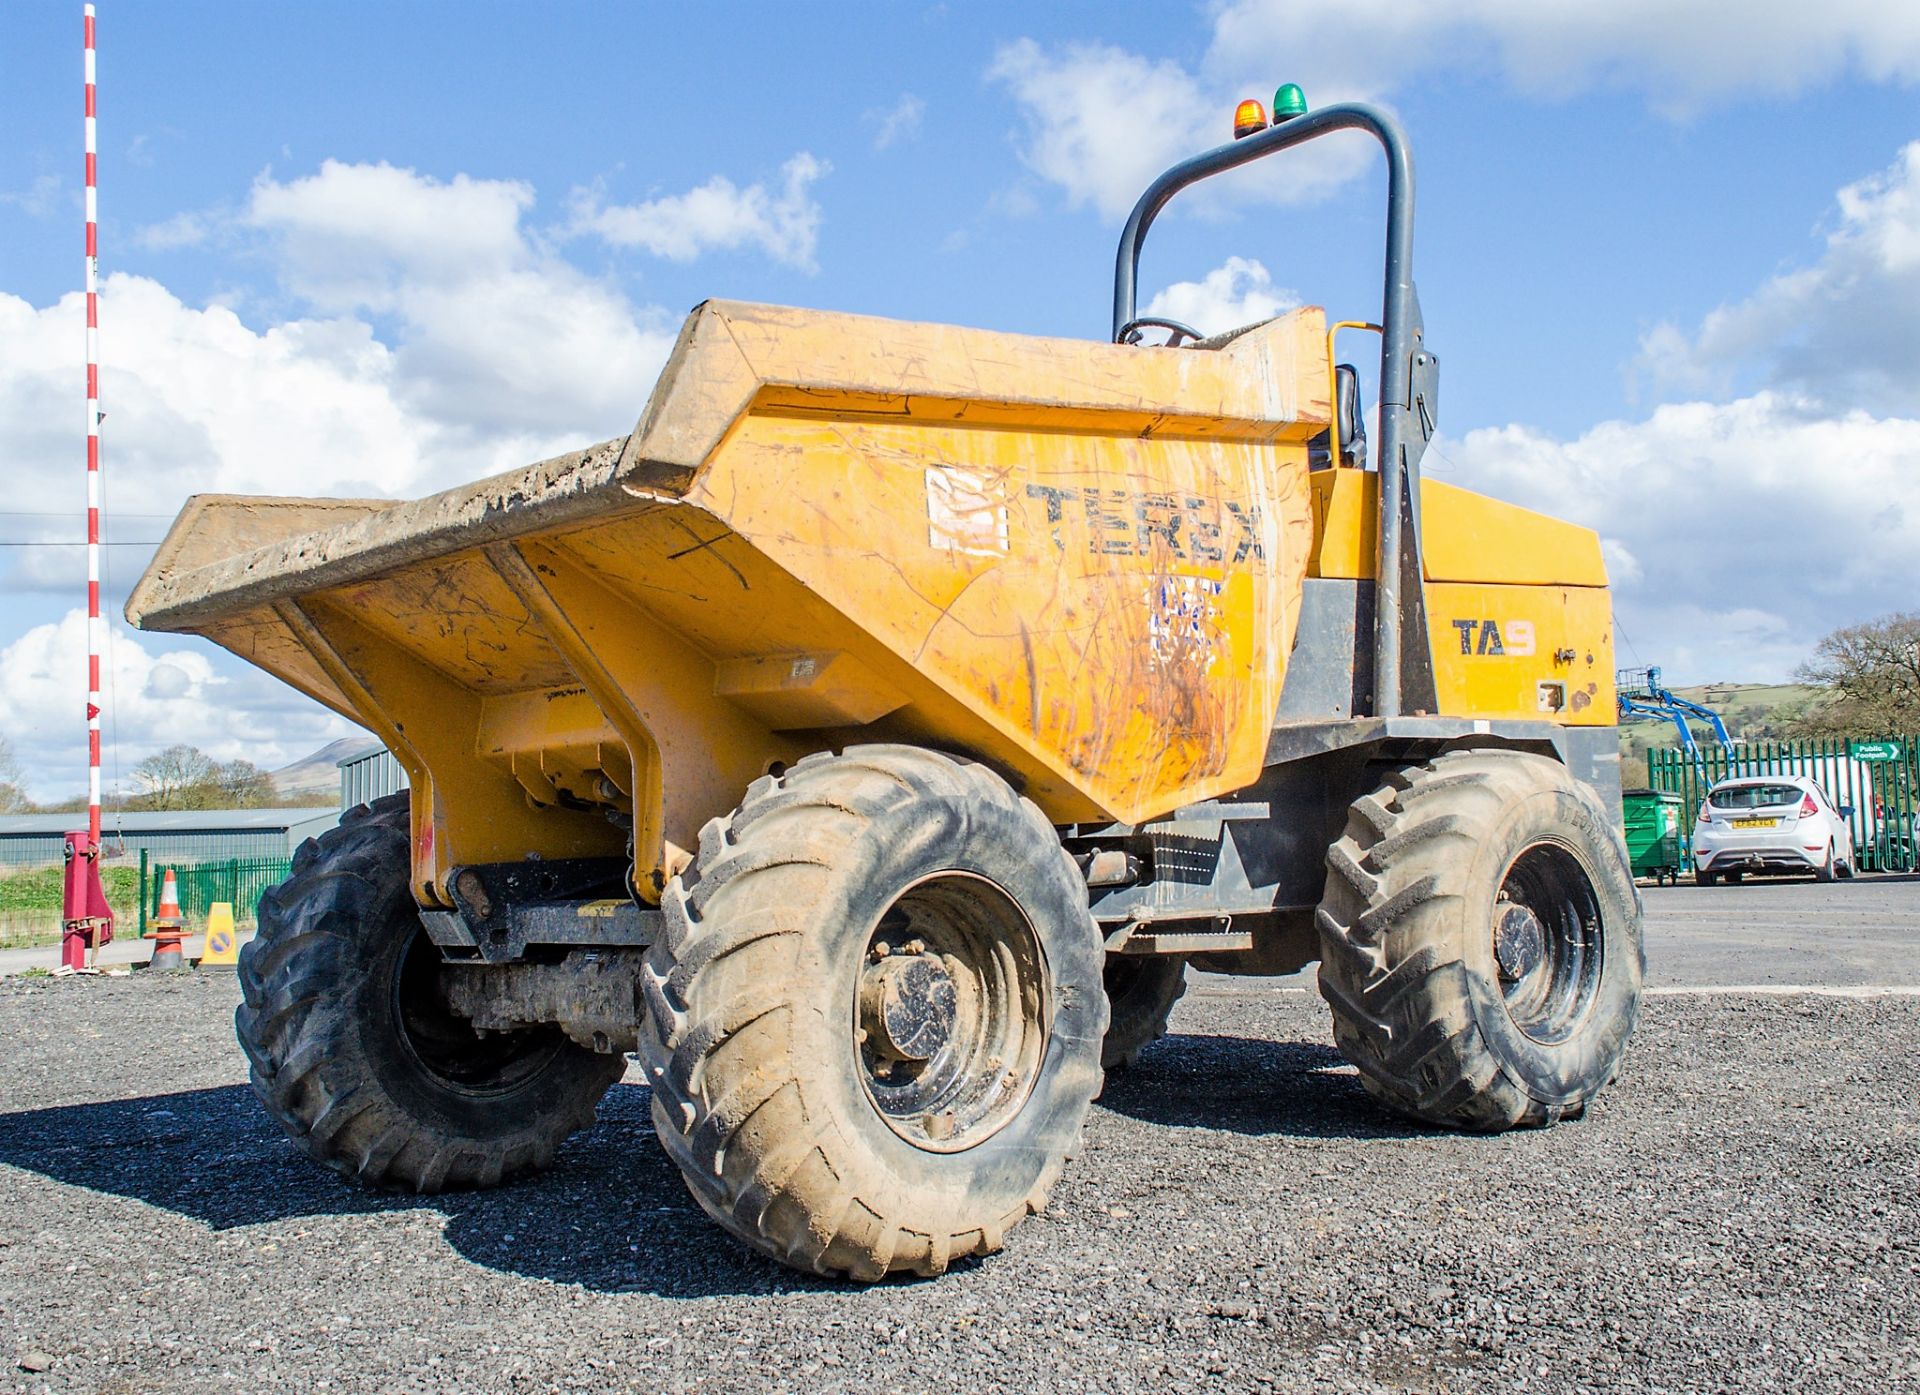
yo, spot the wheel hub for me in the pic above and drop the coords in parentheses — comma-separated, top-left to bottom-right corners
(859, 951, 958, 1062)
(853, 873, 1050, 1154)
(1491, 842, 1606, 1045)
(1493, 902, 1547, 981)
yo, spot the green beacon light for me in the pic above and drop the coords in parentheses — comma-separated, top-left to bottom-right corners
(1272, 83, 1308, 122)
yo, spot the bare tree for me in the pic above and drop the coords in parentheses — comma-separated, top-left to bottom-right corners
(127, 745, 282, 809)
(1794, 611, 1920, 737)
(0, 735, 29, 813)
(212, 758, 277, 808)
(130, 743, 220, 810)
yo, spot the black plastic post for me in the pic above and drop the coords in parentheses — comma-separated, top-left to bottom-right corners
(1113, 103, 1420, 717)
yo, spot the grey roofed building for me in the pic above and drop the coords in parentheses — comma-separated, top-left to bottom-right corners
(338, 746, 409, 811)
(0, 807, 342, 871)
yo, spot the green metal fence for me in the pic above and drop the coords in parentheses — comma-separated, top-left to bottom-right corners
(138, 852, 293, 935)
(1646, 736, 1918, 873)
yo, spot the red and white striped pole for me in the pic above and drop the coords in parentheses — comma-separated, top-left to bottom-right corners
(84, 2, 102, 851)
(64, 0, 107, 976)
(61, 4, 113, 976)
(61, 3, 105, 975)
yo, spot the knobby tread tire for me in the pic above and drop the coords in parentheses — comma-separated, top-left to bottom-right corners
(235, 794, 626, 1193)
(1100, 956, 1188, 1071)
(1316, 750, 1644, 1132)
(638, 745, 1106, 1281)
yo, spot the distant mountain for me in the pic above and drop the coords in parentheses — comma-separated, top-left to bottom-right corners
(271, 737, 382, 798)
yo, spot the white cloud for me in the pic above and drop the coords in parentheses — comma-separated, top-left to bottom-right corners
(1213, 0, 1920, 114)
(986, 39, 1370, 220)
(1228, 0, 1920, 113)
(1444, 392, 1920, 682)
(984, 36, 1404, 218)
(567, 153, 829, 271)
(134, 209, 216, 251)
(0, 611, 357, 801)
(2, 538, 159, 596)
(0, 159, 717, 795)
(0, 275, 434, 519)
(249, 161, 534, 311)
(1, 174, 65, 220)
(1638, 141, 1920, 415)
(1, 151, 840, 796)
(1434, 140, 1920, 684)
(992, 6, 1920, 215)
(1599, 538, 1643, 588)
(870, 94, 926, 150)
(243, 162, 678, 443)
(1143, 257, 1298, 335)
(988, 40, 1215, 219)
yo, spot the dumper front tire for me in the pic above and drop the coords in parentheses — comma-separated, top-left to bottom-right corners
(639, 746, 1106, 1280)
(1316, 750, 1643, 1131)
(1100, 956, 1188, 1071)
(235, 794, 626, 1192)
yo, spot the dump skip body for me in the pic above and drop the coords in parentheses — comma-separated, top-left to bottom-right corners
(130, 299, 1334, 904)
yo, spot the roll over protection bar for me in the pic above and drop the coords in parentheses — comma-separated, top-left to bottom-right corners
(1112, 102, 1437, 719)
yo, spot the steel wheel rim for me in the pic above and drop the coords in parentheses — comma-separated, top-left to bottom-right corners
(391, 925, 562, 1094)
(1491, 841, 1604, 1044)
(854, 871, 1050, 1153)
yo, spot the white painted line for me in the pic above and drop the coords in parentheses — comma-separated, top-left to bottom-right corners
(1189, 983, 1920, 1001)
(1647, 985, 1920, 999)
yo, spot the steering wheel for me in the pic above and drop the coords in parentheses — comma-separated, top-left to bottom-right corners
(1116, 316, 1204, 348)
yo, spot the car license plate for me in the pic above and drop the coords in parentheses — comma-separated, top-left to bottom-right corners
(1731, 818, 1777, 829)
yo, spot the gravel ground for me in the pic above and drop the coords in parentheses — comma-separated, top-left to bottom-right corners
(0, 972, 1915, 1395)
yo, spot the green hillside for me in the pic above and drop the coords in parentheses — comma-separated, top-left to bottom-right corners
(1617, 681, 1820, 781)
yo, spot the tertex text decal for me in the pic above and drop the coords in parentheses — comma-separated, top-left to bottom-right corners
(920, 466, 1270, 565)
(1022, 485, 1267, 562)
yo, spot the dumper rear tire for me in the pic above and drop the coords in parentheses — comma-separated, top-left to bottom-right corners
(1100, 956, 1188, 1071)
(235, 794, 626, 1192)
(639, 746, 1106, 1280)
(1316, 750, 1643, 1131)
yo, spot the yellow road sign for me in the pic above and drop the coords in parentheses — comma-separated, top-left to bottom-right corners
(201, 902, 239, 967)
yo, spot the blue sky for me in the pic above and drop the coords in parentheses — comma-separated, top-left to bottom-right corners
(1, 3, 1917, 798)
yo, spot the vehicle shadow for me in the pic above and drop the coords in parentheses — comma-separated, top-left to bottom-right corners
(0, 1037, 1420, 1294)
(1096, 1031, 1425, 1140)
(0, 1079, 839, 1298)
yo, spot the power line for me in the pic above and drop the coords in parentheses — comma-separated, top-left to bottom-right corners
(0, 510, 170, 519)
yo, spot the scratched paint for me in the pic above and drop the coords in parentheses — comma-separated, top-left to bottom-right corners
(688, 391, 1315, 826)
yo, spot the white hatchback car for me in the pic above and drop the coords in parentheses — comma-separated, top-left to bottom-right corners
(1692, 774, 1857, 885)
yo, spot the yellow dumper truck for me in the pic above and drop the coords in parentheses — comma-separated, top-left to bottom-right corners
(130, 98, 1640, 1280)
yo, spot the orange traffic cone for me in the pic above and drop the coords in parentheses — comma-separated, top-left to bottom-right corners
(149, 867, 189, 972)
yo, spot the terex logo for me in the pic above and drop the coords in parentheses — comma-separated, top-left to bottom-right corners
(1450, 618, 1536, 657)
(1022, 484, 1267, 562)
